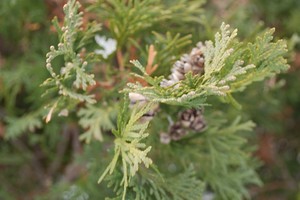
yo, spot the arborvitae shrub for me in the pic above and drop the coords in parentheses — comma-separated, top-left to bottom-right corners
(0, 0, 293, 199)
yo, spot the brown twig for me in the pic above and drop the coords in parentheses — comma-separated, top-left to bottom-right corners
(129, 44, 138, 60)
(62, 124, 85, 182)
(128, 45, 159, 86)
(250, 181, 295, 198)
(276, 155, 297, 190)
(70, 124, 82, 154)
(117, 49, 124, 71)
(48, 123, 84, 182)
(145, 45, 158, 75)
(12, 139, 46, 185)
(48, 125, 71, 176)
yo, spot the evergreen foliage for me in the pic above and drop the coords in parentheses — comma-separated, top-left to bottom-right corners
(78, 104, 117, 142)
(125, 23, 288, 108)
(0, 0, 296, 199)
(5, 110, 44, 139)
(39, 0, 288, 199)
(230, 29, 289, 91)
(129, 165, 205, 200)
(92, 0, 205, 47)
(197, 117, 261, 199)
(131, 32, 193, 75)
(42, 0, 100, 122)
(98, 99, 156, 199)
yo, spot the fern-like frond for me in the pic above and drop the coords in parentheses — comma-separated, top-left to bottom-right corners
(125, 23, 288, 109)
(151, 32, 192, 75)
(41, 0, 99, 122)
(165, 165, 205, 200)
(203, 23, 238, 81)
(5, 110, 44, 139)
(165, 0, 205, 25)
(230, 28, 289, 91)
(197, 117, 261, 200)
(107, 165, 205, 200)
(78, 104, 117, 143)
(98, 99, 156, 200)
(130, 32, 192, 76)
(94, 0, 169, 47)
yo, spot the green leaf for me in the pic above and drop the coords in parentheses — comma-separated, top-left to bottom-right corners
(109, 166, 205, 200)
(98, 99, 157, 200)
(125, 23, 289, 110)
(231, 28, 289, 91)
(42, 0, 98, 122)
(198, 117, 261, 200)
(78, 104, 117, 143)
(203, 23, 238, 81)
(5, 110, 44, 139)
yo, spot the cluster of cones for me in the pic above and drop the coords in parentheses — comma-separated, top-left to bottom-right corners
(160, 108, 206, 144)
(160, 42, 205, 87)
(129, 42, 207, 143)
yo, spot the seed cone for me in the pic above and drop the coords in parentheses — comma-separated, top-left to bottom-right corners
(179, 108, 206, 131)
(130, 42, 207, 143)
(160, 42, 205, 87)
(169, 122, 188, 141)
(160, 108, 206, 144)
